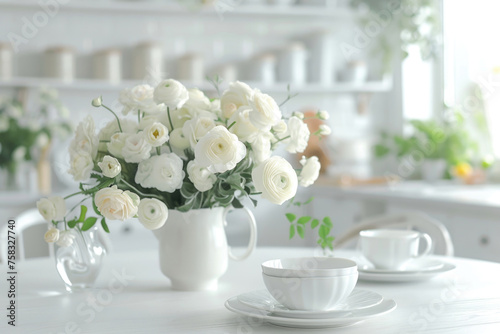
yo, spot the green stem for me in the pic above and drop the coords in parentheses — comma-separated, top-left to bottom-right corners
(167, 106, 174, 131)
(120, 179, 164, 200)
(273, 135, 291, 145)
(66, 196, 90, 218)
(227, 121, 236, 130)
(64, 191, 84, 200)
(101, 104, 122, 132)
(138, 110, 141, 124)
(156, 147, 161, 155)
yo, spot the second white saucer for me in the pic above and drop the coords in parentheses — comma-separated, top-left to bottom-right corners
(358, 258, 445, 274)
(237, 288, 384, 319)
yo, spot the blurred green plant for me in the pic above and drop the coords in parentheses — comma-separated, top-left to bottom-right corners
(374, 112, 481, 169)
(0, 89, 72, 179)
(350, 0, 440, 72)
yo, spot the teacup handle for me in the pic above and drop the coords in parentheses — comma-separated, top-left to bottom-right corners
(223, 206, 257, 261)
(413, 232, 433, 258)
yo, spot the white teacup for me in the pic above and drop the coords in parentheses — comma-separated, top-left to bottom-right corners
(359, 229, 433, 270)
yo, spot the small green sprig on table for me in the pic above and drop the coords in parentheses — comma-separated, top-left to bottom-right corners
(286, 197, 335, 251)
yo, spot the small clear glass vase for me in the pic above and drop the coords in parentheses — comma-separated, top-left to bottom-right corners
(54, 226, 107, 292)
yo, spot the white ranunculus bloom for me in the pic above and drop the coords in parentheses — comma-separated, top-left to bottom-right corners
(70, 115, 98, 159)
(249, 90, 281, 131)
(272, 120, 287, 134)
(252, 156, 298, 205)
(122, 133, 152, 163)
(56, 231, 76, 247)
(220, 81, 254, 119)
(299, 156, 321, 187)
(135, 153, 185, 192)
(285, 116, 310, 154)
(91, 96, 102, 107)
(98, 155, 121, 178)
(194, 126, 246, 173)
(98, 119, 138, 152)
(137, 198, 169, 230)
(143, 122, 169, 147)
(68, 150, 94, 181)
(169, 128, 191, 151)
(153, 79, 189, 110)
(228, 106, 259, 142)
(319, 124, 331, 136)
(292, 111, 304, 120)
(94, 185, 140, 221)
(119, 84, 164, 115)
(44, 227, 60, 243)
(182, 116, 216, 149)
(318, 110, 329, 120)
(249, 132, 273, 164)
(187, 160, 217, 192)
(37, 196, 66, 222)
(184, 88, 211, 110)
(107, 133, 127, 159)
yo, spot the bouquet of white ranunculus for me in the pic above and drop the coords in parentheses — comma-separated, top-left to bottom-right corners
(38, 79, 333, 248)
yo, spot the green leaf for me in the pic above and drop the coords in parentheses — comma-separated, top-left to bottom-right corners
(303, 196, 314, 205)
(81, 217, 98, 231)
(297, 225, 305, 239)
(101, 218, 110, 233)
(311, 219, 319, 229)
(319, 225, 330, 239)
(78, 205, 87, 222)
(67, 219, 78, 228)
(322, 216, 333, 228)
(285, 213, 296, 223)
(297, 216, 311, 225)
(289, 225, 295, 239)
(232, 198, 243, 209)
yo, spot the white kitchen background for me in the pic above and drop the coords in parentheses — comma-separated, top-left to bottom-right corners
(1, 1, 498, 262)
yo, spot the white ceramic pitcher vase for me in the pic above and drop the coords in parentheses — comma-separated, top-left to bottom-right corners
(153, 206, 257, 291)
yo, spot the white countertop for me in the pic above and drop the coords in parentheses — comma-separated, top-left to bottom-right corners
(313, 180, 500, 213)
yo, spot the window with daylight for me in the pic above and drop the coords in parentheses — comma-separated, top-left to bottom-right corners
(443, 0, 500, 159)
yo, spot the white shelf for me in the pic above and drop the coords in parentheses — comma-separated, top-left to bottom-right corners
(0, 77, 393, 94)
(0, 0, 354, 18)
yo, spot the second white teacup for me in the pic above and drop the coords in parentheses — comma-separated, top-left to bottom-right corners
(359, 229, 433, 270)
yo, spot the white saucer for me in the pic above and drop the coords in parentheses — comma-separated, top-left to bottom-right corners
(358, 261, 456, 282)
(237, 289, 383, 319)
(225, 297, 397, 329)
(358, 258, 445, 274)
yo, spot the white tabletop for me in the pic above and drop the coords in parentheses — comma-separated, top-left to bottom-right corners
(3, 247, 500, 333)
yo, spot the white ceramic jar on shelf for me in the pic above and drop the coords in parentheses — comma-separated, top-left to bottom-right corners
(93, 48, 122, 83)
(44, 46, 75, 82)
(0, 43, 13, 80)
(213, 63, 238, 83)
(277, 42, 307, 85)
(178, 53, 204, 83)
(133, 42, 163, 81)
(250, 53, 276, 85)
(306, 30, 334, 85)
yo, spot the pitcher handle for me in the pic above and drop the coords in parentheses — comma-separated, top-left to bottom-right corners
(224, 206, 257, 261)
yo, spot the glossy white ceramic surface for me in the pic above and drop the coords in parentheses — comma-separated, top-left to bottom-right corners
(153, 206, 256, 290)
(262, 271, 358, 311)
(359, 229, 432, 270)
(261, 257, 358, 277)
(237, 289, 383, 318)
(225, 297, 397, 329)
